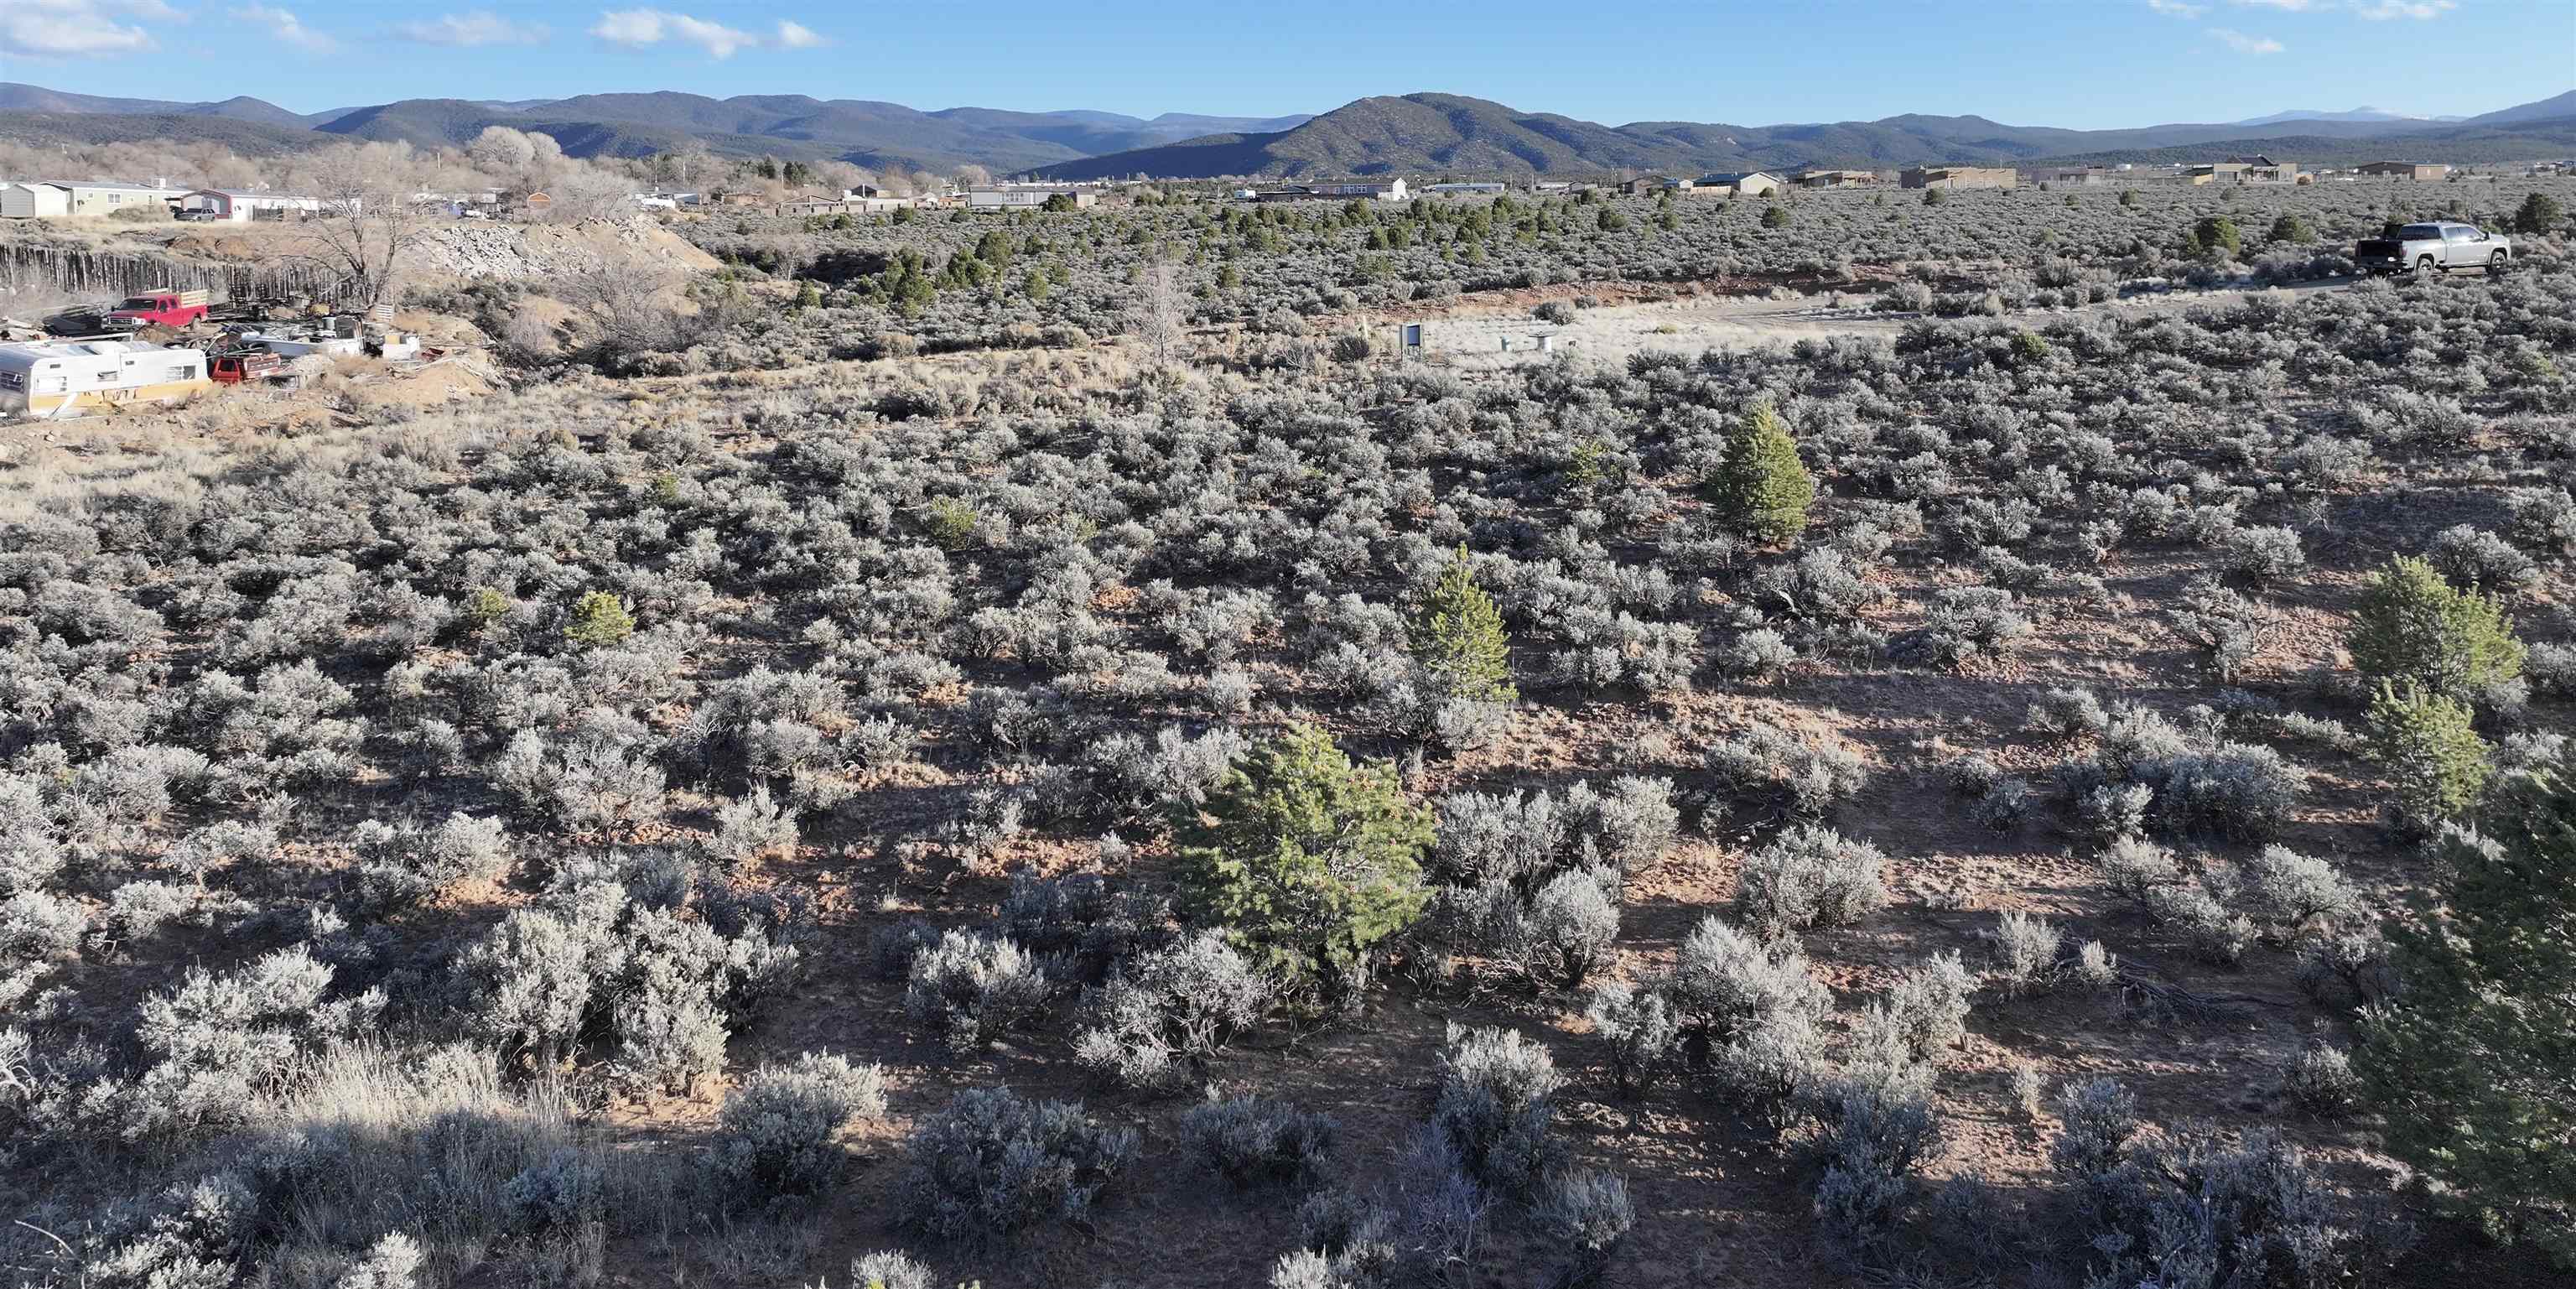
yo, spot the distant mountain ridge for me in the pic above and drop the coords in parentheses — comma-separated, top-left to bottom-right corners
(0, 82, 1310, 175)
(1, 81, 2567, 179)
(1030, 91, 2576, 179)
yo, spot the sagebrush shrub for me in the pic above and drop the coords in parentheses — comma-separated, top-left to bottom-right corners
(705, 1052, 886, 1206)
(1072, 931, 1270, 1091)
(904, 930, 1052, 1053)
(1178, 1094, 1340, 1191)
(1431, 1024, 1564, 1198)
(1732, 824, 1888, 935)
(893, 1087, 1137, 1245)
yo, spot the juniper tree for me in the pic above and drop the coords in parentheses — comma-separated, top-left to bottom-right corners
(2347, 556, 2523, 700)
(2355, 759, 2576, 1267)
(1709, 401, 1815, 547)
(1412, 544, 1516, 703)
(1173, 722, 1432, 1001)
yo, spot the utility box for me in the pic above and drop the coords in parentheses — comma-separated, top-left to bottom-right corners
(1400, 323, 1423, 358)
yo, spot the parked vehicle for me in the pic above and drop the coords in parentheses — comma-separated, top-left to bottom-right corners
(2355, 221, 2511, 276)
(104, 289, 212, 329)
(209, 351, 287, 385)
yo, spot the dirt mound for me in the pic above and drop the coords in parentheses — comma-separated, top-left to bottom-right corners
(402, 217, 719, 284)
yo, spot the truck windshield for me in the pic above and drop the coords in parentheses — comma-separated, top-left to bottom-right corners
(2398, 225, 2443, 241)
(116, 298, 156, 309)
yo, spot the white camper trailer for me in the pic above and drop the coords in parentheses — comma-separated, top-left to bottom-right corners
(0, 340, 210, 417)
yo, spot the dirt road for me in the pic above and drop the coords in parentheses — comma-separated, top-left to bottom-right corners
(1392, 277, 2348, 370)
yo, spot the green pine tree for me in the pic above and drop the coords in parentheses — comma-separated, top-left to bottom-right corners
(2354, 756, 2576, 1267)
(1709, 401, 1816, 547)
(2348, 555, 2524, 700)
(1174, 723, 1433, 1002)
(563, 591, 633, 649)
(2366, 678, 2491, 838)
(1413, 545, 1517, 702)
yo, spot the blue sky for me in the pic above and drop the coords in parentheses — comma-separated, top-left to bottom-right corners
(5, 0, 2570, 128)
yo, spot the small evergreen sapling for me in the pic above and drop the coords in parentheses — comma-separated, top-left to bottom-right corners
(2346, 556, 2524, 700)
(1174, 723, 1433, 1001)
(1412, 544, 1517, 703)
(562, 591, 634, 649)
(1709, 402, 1815, 547)
(2366, 680, 2491, 837)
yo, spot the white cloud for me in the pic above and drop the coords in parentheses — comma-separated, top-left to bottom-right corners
(775, 19, 824, 49)
(2, 0, 174, 57)
(396, 10, 549, 46)
(2210, 25, 2288, 51)
(2146, 0, 2210, 15)
(240, 3, 335, 51)
(2229, 0, 2319, 10)
(589, 8, 762, 58)
(2353, 0, 2454, 17)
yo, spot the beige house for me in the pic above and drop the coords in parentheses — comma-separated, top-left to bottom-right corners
(1695, 171, 1783, 197)
(1794, 169, 1881, 188)
(1900, 166, 2018, 190)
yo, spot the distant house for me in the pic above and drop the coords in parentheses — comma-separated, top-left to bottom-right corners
(1900, 166, 2017, 190)
(518, 191, 553, 217)
(712, 190, 766, 207)
(1250, 179, 1407, 202)
(2027, 166, 2113, 186)
(966, 185, 1098, 210)
(1696, 171, 1782, 197)
(0, 179, 184, 219)
(1794, 169, 1880, 189)
(1426, 182, 1509, 195)
(2356, 161, 2449, 180)
(180, 190, 323, 222)
(1618, 175, 1688, 195)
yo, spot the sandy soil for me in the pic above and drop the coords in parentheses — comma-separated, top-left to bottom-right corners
(1374, 278, 2349, 370)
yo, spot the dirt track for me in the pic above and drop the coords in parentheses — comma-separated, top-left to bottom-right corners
(1390, 277, 2350, 370)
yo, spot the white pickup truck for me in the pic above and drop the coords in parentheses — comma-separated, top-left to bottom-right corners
(2355, 221, 2511, 276)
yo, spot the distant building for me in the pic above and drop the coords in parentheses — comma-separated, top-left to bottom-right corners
(2027, 166, 2114, 186)
(966, 185, 1098, 210)
(0, 182, 70, 219)
(2356, 161, 2450, 180)
(1250, 179, 1407, 202)
(1618, 175, 1687, 195)
(1794, 169, 1880, 189)
(1696, 171, 1783, 197)
(1900, 166, 2018, 190)
(0, 179, 184, 219)
(179, 190, 322, 221)
(1426, 182, 1509, 195)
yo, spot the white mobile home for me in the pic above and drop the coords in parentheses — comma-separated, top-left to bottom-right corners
(181, 190, 324, 221)
(0, 340, 209, 417)
(48, 180, 186, 217)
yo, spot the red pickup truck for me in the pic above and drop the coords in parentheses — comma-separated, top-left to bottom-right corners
(106, 290, 211, 330)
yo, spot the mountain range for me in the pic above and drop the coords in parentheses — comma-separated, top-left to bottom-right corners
(0, 83, 1311, 174)
(2, 81, 2568, 180)
(1032, 91, 2576, 179)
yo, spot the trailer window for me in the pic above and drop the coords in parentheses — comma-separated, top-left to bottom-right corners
(167, 365, 195, 381)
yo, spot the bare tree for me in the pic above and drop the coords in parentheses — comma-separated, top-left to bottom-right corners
(1132, 260, 1187, 373)
(538, 166, 637, 224)
(952, 164, 994, 190)
(291, 143, 429, 313)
